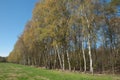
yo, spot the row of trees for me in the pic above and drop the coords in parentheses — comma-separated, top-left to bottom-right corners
(8, 0, 120, 74)
(0, 56, 7, 62)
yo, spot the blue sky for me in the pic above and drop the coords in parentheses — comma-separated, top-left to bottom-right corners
(0, 0, 38, 57)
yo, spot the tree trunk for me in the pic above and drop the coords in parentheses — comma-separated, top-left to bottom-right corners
(66, 50, 71, 71)
(62, 52, 65, 71)
(54, 48, 57, 69)
(56, 45, 62, 69)
(82, 38, 86, 72)
(88, 36, 93, 74)
(84, 8, 93, 74)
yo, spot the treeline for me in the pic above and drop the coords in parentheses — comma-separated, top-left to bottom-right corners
(0, 56, 7, 62)
(7, 0, 120, 74)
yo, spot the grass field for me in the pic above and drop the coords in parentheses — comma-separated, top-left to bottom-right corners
(0, 63, 120, 80)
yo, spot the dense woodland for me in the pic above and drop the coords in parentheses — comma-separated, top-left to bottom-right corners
(7, 0, 120, 74)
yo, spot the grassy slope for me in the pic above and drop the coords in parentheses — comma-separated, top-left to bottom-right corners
(0, 63, 119, 80)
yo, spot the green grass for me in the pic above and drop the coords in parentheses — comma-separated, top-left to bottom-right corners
(0, 63, 119, 80)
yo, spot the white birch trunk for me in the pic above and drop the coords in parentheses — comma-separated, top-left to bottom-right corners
(88, 35, 93, 74)
(66, 50, 71, 71)
(84, 7, 93, 74)
(56, 45, 62, 69)
(82, 38, 86, 72)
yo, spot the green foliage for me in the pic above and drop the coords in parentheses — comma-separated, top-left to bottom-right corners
(111, 0, 120, 6)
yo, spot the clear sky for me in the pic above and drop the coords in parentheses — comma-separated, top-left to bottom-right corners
(0, 0, 38, 57)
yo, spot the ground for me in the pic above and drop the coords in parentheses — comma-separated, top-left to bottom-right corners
(0, 63, 120, 80)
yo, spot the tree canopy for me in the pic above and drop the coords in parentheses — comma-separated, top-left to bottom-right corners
(8, 0, 120, 74)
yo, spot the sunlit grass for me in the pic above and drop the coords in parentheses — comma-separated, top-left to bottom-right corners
(0, 63, 119, 80)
